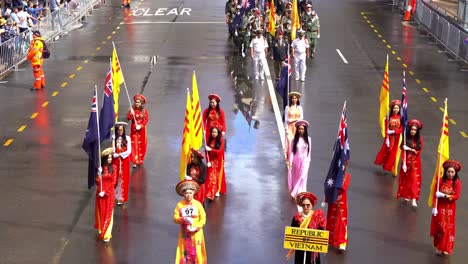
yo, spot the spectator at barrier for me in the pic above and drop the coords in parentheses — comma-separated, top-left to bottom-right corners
(1, 19, 18, 43)
(16, 6, 31, 33)
(27, 2, 45, 26)
(48, 0, 64, 31)
(10, 7, 19, 26)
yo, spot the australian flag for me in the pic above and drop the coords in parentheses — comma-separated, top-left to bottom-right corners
(82, 88, 99, 189)
(401, 71, 408, 130)
(324, 102, 350, 203)
(276, 65, 290, 111)
(99, 64, 115, 143)
(230, 0, 256, 33)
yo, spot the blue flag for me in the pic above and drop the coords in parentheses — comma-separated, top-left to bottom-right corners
(99, 64, 115, 143)
(229, 0, 255, 33)
(276, 65, 289, 111)
(324, 102, 350, 203)
(82, 88, 99, 189)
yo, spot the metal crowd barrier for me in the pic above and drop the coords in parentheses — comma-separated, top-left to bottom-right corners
(395, 0, 468, 64)
(0, 0, 102, 76)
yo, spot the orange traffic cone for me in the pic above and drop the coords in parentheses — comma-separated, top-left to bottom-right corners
(403, 0, 413, 21)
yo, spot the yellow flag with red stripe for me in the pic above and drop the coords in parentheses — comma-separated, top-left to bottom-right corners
(180, 89, 193, 180)
(268, 0, 276, 37)
(112, 47, 124, 121)
(291, 0, 300, 40)
(427, 99, 449, 207)
(191, 71, 203, 150)
(379, 55, 390, 138)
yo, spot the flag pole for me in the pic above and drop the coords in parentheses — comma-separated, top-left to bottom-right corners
(112, 41, 138, 126)
(402, 71, 407, 172)
(385, 54, 390, 147)
(94, 85, 103, 193)
(434, 98, 448, 211)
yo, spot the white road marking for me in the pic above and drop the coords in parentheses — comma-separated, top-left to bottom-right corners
(336, 49, 349, 64)
(262, 58, 287, 159)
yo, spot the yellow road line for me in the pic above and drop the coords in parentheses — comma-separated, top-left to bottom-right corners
(374, 29, 378, 33)
(363, 16, 367, 19)
(120, 22, 124, 25)
(107, 36, 112, 39)
(69, 74, 76, 79)
(415, 79, 421, 84)
(408, 71, 414, 75)
(370, 25, 374, 28)
(367, 20, 371, 23)
(101, 41, 106, 44)
(17, 125, 26, 132)
(3, 139, 13, 146)
(76, 66, 83, 71)
(84, 60, 89, 64)
(460, 131, 468, 138)
(116, 26, 121, 29)
(392, 50, 396, 54)
(402, 63, 407, 68)
(96, 47, 101, 51)
(439, 107, 444, 112)
(112, 31, 116, 35)
(30, 112, 38, 119)
(382, 39, 387, 43)
(430, 97, 437, 102)
(61, 82, 68, 87)
(386, 45, 391, 49)
(396, 57, 402, 61)
(422, 87, 429, 92)
(42, 101, 49, 107)
(449, 119, 456, 125)
(378, 34, 382, 38)
(52, 91, 59, 96)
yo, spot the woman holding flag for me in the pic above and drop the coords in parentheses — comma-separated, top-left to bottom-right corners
(113, 122, 132, 205)
(205, 126, 226, 200)
(374, 100, 403, 175)
(203, 94, 226, 139)
(397, 119, 423, 207)
(286, 192, 326, 263)
(94, 147, 117, 243)
(127, 94, 149, 168)
(430, 160, 462, 256)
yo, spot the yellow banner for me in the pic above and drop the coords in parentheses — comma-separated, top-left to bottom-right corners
(283, 226, 329, 253)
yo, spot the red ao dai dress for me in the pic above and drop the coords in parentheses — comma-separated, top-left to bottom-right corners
(94, 165, 117, 241)
(374, 114, 402, 175)
(326, 172, 350, 249)
(205, 137, 226, 200)
(113, 136, 132, 203)
(397, 137, 423, 201)
(127, 107, 149, 166)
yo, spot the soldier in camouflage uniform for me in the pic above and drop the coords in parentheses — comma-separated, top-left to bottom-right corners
(236, 8, 252, 57)
(281, 8, 292, 45)
(226, 0, 239, 35)
(301, 4, 320, 58)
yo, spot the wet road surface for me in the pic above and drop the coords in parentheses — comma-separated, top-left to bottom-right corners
(0, 0, 467, 263)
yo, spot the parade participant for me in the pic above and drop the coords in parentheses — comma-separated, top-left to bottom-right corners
(112, 122, 132, 205)
(250, 28, 269, 80)
(173, 180, 207, 264)
(202, 94, 227, 139)
(235, 4, 251, 58)
(281, 8, 293, 44)
(397, 119, 423, 207)
(94, 148, 117, 243)
(302, 5, 320, 58)
(127, 94, 149, 168)
(205, 126, 226, 200)
(270, 30, 289, 81)
(430, 160, 462, 256)
(291, 29, 309, 82)
(374, 100, 403, 175)
(284, 92, 303, 159)
(121, 0, 130, 8)
(286, 192, 326, 263)
(27, 30, 46, 90)
(324, 166, 351, 251)
(186, 148, 207, 205)
(287, 120, 311, 198)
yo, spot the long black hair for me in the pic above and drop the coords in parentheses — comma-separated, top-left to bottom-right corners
(292, 125, 309, 155)
(288, 96, 301, 106)
(204, 102, 221, 121)
(405, 125, 421, 150)
(100, 155, 114, 174)
(442, 168, 460, 190)
(208, 127, 223, 149)
(114, 125, 127, 147)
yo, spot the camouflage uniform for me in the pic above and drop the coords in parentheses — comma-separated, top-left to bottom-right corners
(302, 11, 320, 56)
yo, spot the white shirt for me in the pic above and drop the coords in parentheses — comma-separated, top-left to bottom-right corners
(17, 11, 30, 29)
(250, 36, 268, 59)
(291, 37, 309, 60)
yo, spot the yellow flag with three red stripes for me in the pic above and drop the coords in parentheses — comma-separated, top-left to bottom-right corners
(191, 71, 203, 150)
(180, 89, 193, 180)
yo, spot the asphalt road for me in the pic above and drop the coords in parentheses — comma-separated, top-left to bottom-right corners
(0, 0, 467, 263)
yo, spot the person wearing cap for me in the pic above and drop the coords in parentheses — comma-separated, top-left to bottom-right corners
(291, 29, 309, 82)
(280, 8, 293, 44)
(112, 122, 132, 205)
(397, 119, 423, 207)
(250, 28, 269, 80)
(203, 94, 226, 139)
(270, 30, 289, 81)
(430, 160, 462, 255)
(286, 192, 326, 263)
(233, 4, 251, 58)
(205, 126, 226, 200)
(173, 180, 207, 263)
(287, 120, 311, 198)
(27, 30, 46, 90)
(374, 100, 403, 176)
(323, 162, 351, 252)
(185, 148, 207, 205)
(127, 94, 149, 168)
(284, 92, 303, 159)
(94, 148, 118, 243)
(302, 5, 320, 58)
(0, 19, 18, 44)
